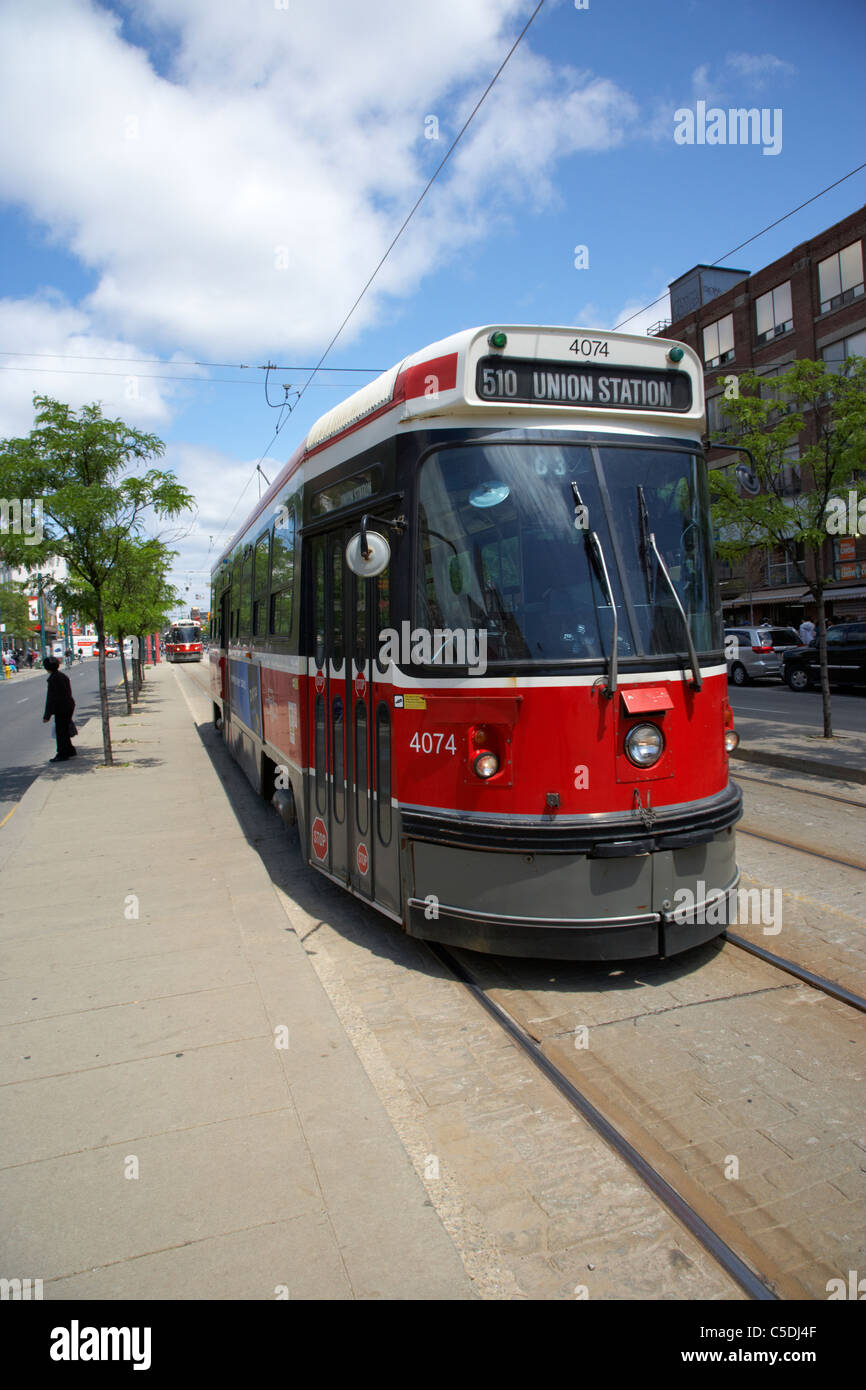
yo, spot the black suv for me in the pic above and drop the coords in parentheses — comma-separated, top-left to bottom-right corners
(784, 623, 866, 691)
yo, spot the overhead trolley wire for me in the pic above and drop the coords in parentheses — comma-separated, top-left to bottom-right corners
(291, 0, 548, 410)
(215, 0, 548, 556)
(615, 160, 866, 330)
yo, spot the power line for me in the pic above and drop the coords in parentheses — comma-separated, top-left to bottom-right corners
(0, 350, 387, 373)
(214, 3, 549, 560)
(293, 0, 548, 411)
(0, 365, 375, 386)
(615, 161, 866, 330)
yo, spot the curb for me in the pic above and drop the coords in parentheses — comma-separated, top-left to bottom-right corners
(731, 745, 866, 785)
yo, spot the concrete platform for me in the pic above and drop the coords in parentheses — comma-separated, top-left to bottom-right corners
(0, 666, 474, 1300)
(731, 716, 866, 784)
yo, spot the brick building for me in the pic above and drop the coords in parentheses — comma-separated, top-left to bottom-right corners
(653, 205, 866, 625)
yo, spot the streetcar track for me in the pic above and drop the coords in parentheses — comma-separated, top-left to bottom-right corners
(723, 933, 866, 1014)
(734, 770, 866, 811)
(430, 941, 789, 1301)
(736, 824, 866, 871)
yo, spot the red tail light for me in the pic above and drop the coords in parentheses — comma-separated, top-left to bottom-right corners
(751, 644, 773, 653)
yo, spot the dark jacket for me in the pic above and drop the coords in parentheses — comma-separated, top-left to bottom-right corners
(44, 670, 76, 721)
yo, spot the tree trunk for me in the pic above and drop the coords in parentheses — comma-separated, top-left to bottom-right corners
(118, 631, 132, 715)
(95, 606, 113, 765)
(814, 562, 832, 739)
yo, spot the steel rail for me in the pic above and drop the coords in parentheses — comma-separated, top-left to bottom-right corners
(430, 942, 779, 1302)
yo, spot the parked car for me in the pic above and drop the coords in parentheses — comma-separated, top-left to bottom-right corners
(724, 626, 801, 686)
(93, 643, 118, 658)
(783, 623, 866, 691)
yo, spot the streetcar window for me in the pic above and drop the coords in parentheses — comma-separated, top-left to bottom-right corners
(377, 568, 390, 635)
(269, 505, 295, 639)
(416, 444, 617, 664)
(313, 539, 326, 666)
(253, 533, 270, 638)
(269, 590, 292, 637)
(354, 571, 368, 670)
(414, 442, 721, 665)
(231, 557, 241, 640)
(240, 550, 253, 637)
(314, 694, 327, 815)
(333, 696, 345, 823)
(376, 702, 391, 845)
(599, 446, 721, 654)
(331, 541, 344, 667)
(312, 469, 378, 516)
(355, 700, 368, 835)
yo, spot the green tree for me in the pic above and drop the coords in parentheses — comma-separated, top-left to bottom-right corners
(0, 397, 193, 763)
(0, 581, 32, 650)
(102, 539, 178, 713)
(709, 356, 866, 737)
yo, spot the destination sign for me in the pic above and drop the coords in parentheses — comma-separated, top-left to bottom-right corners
(475, 356, 692, 412)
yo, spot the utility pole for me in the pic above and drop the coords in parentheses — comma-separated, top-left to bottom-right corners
(36, 573, 46, 660)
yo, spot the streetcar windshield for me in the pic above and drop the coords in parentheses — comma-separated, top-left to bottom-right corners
(170, 626, 200, 643)
(414, 441, 720, 665)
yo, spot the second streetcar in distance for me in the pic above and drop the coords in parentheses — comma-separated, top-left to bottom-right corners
(165, 621, 204, 662)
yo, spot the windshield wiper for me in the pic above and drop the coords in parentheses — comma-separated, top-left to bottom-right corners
(571, 482, 618, 698)
(636, 485, 702, 690)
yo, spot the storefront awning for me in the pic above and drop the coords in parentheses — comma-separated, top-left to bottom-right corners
(722, 588, 808, 605)
(825, 586, 866, 601)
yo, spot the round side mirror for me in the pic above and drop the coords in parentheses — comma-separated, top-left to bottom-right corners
(346, 530, 390, 578)
(735, 464, 760, 495)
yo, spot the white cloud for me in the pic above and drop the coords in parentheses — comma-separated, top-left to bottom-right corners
(159, 440, 286, 589)
(0, 0, 640, 357)
(575, 289, 671, 337)
(0, 295, 192, 436)
(724, 52, 797, 86)
(690, 50, 796, 104)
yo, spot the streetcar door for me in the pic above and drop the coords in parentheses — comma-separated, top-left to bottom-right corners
(346, 553, 375, 900)
(345, 521, 399, 916)
(220, 590, 231, 717)
(307, 535, 333, 876)
(308, 521, 399, 918)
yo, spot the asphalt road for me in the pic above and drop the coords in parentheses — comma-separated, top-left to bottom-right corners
(0, 660, 125, 824)
(728, 678, 866, 735)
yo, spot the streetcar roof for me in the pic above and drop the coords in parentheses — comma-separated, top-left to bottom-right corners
(213, 324, 704, 574)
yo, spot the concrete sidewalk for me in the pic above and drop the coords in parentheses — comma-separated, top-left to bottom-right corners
(0, 665, 474, 1300)
(731, 716, 866, 784)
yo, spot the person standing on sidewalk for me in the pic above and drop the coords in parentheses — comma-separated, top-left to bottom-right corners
(42, 656, 77, 762)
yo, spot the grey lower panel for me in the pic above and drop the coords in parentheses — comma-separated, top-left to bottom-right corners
(404, 833, 739, 960)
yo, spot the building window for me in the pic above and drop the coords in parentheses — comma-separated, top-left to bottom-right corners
(775, 446, 801, 497)
(822, 328, 866, 374)
(703, 315, 734, 368)
(818, 241, 864, 313)
(757, 364, 794, 418)
(706, 393, 734, 435)
(755, 282, 792, 343)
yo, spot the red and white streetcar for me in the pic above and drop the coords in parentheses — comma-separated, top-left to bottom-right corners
(209, 325, 741, 959)
(165, 621, 203, 663)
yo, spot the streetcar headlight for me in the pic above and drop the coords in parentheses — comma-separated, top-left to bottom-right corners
(473, 751, 499, 779)
(624, 723, 664, 767)
(724, 729, 739, 752)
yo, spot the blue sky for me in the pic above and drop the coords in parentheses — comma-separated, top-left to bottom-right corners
(1, 0, 864, 612)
